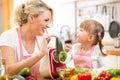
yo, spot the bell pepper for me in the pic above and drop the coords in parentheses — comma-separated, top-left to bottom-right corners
(78, 73, 92, 80)
(70, 75, 78, 80)
(25, 73, 37, 80)
(111, 77, 120, 80)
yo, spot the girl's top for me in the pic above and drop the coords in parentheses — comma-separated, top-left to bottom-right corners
(65, 43, 110, 72)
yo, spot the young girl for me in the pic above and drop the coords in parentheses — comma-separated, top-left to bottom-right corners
(65, 19, 110, 72)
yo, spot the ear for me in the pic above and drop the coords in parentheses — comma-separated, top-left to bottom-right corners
(28, 14, 34, 23)
(88, 34, 95, 42)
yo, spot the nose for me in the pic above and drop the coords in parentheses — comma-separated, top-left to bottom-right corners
(76, 32, 79, 37)
(46, 26, 49, 28)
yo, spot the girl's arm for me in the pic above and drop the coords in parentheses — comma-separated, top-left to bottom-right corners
(92, 47, 110, 72)
(0, 46, 45, 76)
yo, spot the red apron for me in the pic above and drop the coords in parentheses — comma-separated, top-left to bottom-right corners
(17, 27, 42, 80)
(73, 46, 94, 70)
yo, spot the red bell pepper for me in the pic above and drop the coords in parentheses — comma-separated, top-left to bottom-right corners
(78, 73, 92, 80)
(25, 73, 37, 80)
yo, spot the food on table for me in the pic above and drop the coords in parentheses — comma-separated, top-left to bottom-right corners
(58, 67, 75, 79)
(25, 73, 37, 80)
(70, 75, 78, 80)
(107, 68, 120, 77)
(94, 70, 112, 80)
(19, 67, 31, 77)
(59, 51, 67, 63)
(53, 37, 64, 63)
(74, 68, 89, 75)
(11, 75, 25, 80)
(78, 72, 92, 80)
(91, 70, 99, 80)
(111, 77, 120, 80)
(18, 67, 37, 80)
(57, 68, 120, 80)
(0, 74, 11, 80)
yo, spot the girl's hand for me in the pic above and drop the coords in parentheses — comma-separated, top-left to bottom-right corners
(64, 43, 72, 52)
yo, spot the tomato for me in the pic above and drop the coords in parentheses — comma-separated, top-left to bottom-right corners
(105, 73, 112, 80)
(101, 77, 106, 80)
(94, 76, 101, 80)
(100, 71, 107, 77)
(95, 70, 112, 80)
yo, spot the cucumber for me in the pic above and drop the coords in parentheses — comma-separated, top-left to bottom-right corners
(53, 37, 64, 63)
(56, 37, 63, 53)
(19, 67, 31, 77)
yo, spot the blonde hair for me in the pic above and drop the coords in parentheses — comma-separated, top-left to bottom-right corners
(14, 0, 53, 25)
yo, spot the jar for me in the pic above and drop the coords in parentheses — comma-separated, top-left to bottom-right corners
(114, 37, 120, 48)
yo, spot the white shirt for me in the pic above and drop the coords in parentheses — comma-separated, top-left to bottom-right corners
(65, 43, 110, 72)
(0, 27, 42, 61)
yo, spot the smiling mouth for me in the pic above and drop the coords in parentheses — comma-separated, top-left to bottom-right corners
(45, 29, 48, 34)
(43, 29, 48, 34)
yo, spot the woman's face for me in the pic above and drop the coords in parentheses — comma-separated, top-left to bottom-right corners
(31, 10, 52, 36)
(76, 28, 89, 43)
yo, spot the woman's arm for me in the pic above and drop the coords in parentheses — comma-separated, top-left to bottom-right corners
(0, 35, 49, 76)
(0, 46, 44, 75)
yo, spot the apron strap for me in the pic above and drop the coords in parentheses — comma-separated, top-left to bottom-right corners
(17, 27, 40, 60)
(17, 27, 23, 60)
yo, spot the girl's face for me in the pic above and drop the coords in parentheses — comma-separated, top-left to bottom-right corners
(31, 10, 52, 36)
(76, 28, 89, 43)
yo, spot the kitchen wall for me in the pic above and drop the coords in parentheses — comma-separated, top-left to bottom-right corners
(76, 0, 120, 45)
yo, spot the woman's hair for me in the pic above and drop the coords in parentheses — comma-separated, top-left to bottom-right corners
(80, 19, 105, 55)
(14, 0, 53, 25)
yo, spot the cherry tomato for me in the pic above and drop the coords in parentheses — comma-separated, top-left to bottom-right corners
(100, 71, 107, 77)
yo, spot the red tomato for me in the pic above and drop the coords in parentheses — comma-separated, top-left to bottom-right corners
(100, 77, 106, 80)
(105, 74, 112, 80)
(100, 71, 107, 77)
(94, 76, 101, 80)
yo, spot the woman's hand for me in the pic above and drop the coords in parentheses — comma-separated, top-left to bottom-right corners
(40, 34, 56, 56)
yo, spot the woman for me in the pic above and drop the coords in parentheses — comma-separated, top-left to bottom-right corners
(0, 0, 53, 79)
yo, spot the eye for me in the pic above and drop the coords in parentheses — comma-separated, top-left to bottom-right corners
(80, 29, 82, 31)
(45, 18, 50, 22)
